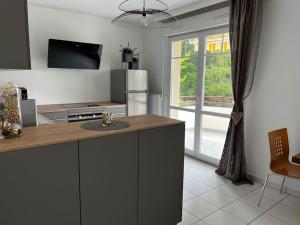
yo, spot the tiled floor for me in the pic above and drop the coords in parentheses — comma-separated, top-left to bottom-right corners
(179, 156, 300, 225)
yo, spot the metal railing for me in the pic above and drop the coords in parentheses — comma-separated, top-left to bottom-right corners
(179, 95, 234, 106)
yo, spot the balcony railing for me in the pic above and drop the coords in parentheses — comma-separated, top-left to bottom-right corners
(179, 96, 234, 107)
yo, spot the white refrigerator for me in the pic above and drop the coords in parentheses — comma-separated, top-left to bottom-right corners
(111, 70, 148, 116)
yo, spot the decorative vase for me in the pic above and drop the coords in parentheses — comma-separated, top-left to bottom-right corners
(0, 82, 23, 138)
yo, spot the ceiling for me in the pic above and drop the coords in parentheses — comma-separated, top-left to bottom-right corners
(28, 0, 209, 19)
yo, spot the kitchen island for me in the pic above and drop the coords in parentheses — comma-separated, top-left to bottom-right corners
(0, 115, 185, 225)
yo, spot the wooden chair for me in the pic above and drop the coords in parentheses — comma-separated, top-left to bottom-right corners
(258, 128, 300, 207)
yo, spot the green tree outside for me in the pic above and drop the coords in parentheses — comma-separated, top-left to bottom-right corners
(180, 40, 233, 106)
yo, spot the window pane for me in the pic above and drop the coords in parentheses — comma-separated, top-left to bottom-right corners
(171, 38, 199, 58)
(203, 54, 233, 114)
(170, 109, 195, 151)
(170, 55, 198, 110)
(200, 115, 230, 159)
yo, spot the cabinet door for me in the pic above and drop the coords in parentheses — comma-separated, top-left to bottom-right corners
(0, 0, 31, 69)
(79, 132, 138, 225)
(139, 124, 185, 225)
(0, 142, 80, 225)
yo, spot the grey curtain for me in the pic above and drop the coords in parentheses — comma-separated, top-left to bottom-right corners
(216, 0, 263, 184)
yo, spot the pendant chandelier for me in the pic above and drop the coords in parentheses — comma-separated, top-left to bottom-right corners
(112, 0, 177, 28)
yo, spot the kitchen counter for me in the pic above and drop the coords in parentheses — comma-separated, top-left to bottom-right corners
(0, 114, 185, 225)
(0, 114, 183, 153)
(37, 101, 125, 113)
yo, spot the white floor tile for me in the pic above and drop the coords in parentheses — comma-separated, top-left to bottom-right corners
(185, 157, 216, 172)
(239, 191, 277, 211)
(195, 174, 229, 188)
(184, 167, 195, 179)
(185, 168, 208, 180)
(280, 195, 300, 210)
(183, 157, 300, 225)
(184, 159, 195, 169)
(183, 197, 218, 219)
(250, 214, 290, 225)
(177, 210, 200, 225)
(184, 176, 194, 186)
(223, 200, 263, 223)
(199, 189, 236, 208)
(267, 203, 300, 225)
(215, 183, 252, 199)
(254, 187, 287, 202)
(190, 163, 217, 174)
(193, 221, 208, 225)
(243, 182, 262, 191)
(184, 180, 213, 195)
(203, 210, 246, 225)
(183, 190, 196, 203)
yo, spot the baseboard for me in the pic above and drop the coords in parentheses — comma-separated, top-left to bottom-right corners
(249, 173, 300, 198)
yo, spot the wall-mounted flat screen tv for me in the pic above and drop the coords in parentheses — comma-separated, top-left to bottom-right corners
(48, 39, 102, 70)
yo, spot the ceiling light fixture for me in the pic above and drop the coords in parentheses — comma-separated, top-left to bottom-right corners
(112, 0, 177, 28)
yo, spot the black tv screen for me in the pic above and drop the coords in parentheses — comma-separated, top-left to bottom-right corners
(48, 39, 102, 70)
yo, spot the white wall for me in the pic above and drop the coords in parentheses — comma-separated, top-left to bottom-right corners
(245, 0, 300, 194)
(0, 5, 143, 105)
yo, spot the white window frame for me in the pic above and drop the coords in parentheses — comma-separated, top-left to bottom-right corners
(163, 25, 231, 165)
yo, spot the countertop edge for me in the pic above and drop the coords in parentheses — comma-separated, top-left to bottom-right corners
(0, 115, 184, 153)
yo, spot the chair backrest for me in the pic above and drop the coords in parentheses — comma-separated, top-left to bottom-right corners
(268, 128, 290, 168)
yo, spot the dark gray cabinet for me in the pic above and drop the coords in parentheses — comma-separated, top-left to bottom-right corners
(79, 132, 138, 225)
(138, 124, 185, 225)
(0, 0, 31, 69)
(0, 124, 184, 225)
(0, 142, 80, 225)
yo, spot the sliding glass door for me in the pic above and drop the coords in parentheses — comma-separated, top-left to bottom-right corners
(167, 27, 233, 165)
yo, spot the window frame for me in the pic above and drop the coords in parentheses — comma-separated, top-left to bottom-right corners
(164, 25, 232, 165)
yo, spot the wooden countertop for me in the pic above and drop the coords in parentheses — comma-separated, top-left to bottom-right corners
(37, 101, 125, 113)
(0, 115, 184, 153)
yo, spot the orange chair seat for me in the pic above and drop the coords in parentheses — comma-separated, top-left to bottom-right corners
(271, 161, 300, 179)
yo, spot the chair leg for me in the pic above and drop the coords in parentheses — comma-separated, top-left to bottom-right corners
(280, 177, 286, 194)
(258, 174, 271, 207)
